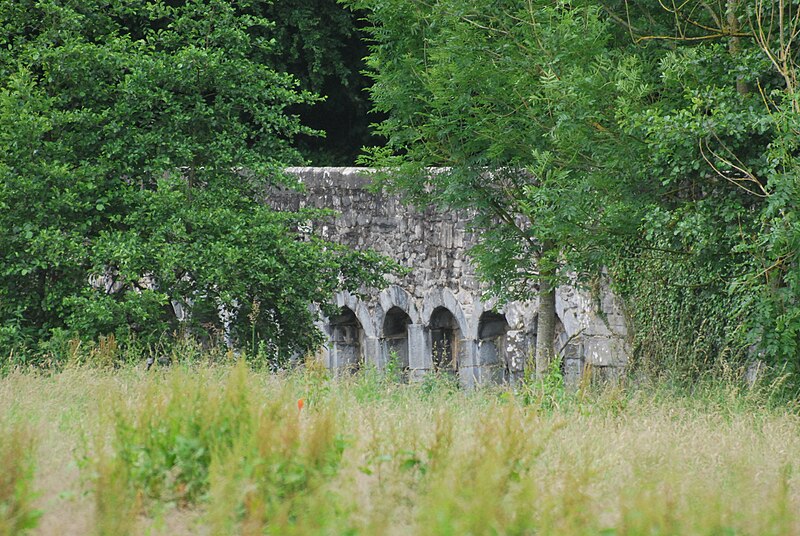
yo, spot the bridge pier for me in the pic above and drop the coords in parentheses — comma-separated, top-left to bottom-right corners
(364, 336, 381, 370)
(406, 324, 427, 378)
(505, 329, 530, 384)
(457, 338, 479, 388)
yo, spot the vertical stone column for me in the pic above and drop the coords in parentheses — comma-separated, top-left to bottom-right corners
(456, 338, 478, 388)
(363, 336, 381, 370)
(561, 341, 585, 387)
(407, 324, 427, 381)
(329, 341, 341, 372)
(505, 330, 530, 384)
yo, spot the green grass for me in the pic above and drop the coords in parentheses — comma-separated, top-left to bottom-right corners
(0, 360, 799, 535)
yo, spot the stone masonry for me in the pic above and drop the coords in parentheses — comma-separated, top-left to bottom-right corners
(271, 167, 629, 386)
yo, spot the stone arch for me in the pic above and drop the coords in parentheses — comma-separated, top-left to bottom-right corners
(334, 291, 376, 338)
(421, 287, 469, 337)
(382, 306, 412, 372)
(329, 306, 364, 373)
(479, 311, 509, 339)
(375, 285, 421, 329)
(422, 289, 471, 379)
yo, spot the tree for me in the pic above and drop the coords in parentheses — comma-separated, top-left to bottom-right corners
(350, 0, 645, 374)
(598, 0, 800, 373)
(0, 0, 392, 361)
(357, 0, 800, 378)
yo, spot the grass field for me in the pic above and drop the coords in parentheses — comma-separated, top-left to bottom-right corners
(1, 360, 799, 535)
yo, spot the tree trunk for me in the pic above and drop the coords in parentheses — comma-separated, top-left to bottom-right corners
(727, 0, 749, 95)
(534, 242, 557, 378)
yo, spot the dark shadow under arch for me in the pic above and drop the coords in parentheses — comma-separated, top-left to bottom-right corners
(430, 306, 462, 375)
(330, 307, 364, 372)
(383, 306, 411, 372)
(478, 311, 510, 381)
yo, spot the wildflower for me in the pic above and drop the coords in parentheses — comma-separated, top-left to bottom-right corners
(297, 398, 305, 412)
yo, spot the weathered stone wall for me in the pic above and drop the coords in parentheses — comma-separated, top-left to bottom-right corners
(271, 167, 629, 386)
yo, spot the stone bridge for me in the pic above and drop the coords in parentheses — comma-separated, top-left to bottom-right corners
(272, 167, 629, 386)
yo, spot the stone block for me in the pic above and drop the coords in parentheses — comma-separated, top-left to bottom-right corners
(563, 357, 584, 387)
(458, 365, 478, 389)
(363, 337, 381, 369)
(408, 367, 430, 383)
(457, 338, 477, 368)
(583, 337, 628, 368)
(473, 364, 506, 386)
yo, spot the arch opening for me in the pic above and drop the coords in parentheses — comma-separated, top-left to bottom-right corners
(478, 311, 510, 381)
(383, 306, 411, 372)
(430, 307, 462, 375)
(330, 307, 364, 373)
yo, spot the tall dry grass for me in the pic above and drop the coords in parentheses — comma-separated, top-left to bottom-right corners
(0, 418, 40, 535)
(0, 362, 798, 534)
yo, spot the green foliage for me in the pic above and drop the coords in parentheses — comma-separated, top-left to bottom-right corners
(517, 352, 568, 411)
(613, 250, 742, 378)
(350, 0, 650, 377)
(356, 0, 800, 374)
(352, 0, 645, 304)
(602, 0, 800, 373)
(416, 368, 459, 399)
(6, 363, 800, 531)
(383, 348, 404, 383)
(93, 445, 138, 536)
(0, 0, 393, 361)
(107, 362, 346, 523)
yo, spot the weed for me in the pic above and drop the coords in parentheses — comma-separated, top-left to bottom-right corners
(417, 368, 459, 399)
(519, 351, 568, 410)
(384, 349, 404, 383)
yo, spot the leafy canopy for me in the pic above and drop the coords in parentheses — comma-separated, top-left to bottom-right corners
(0, 0, 392, 360)
(352, 0, 644, 297)
(355, 0, 800, 375)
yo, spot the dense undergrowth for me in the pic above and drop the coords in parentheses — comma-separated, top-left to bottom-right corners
(1, 358, 799, 535)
